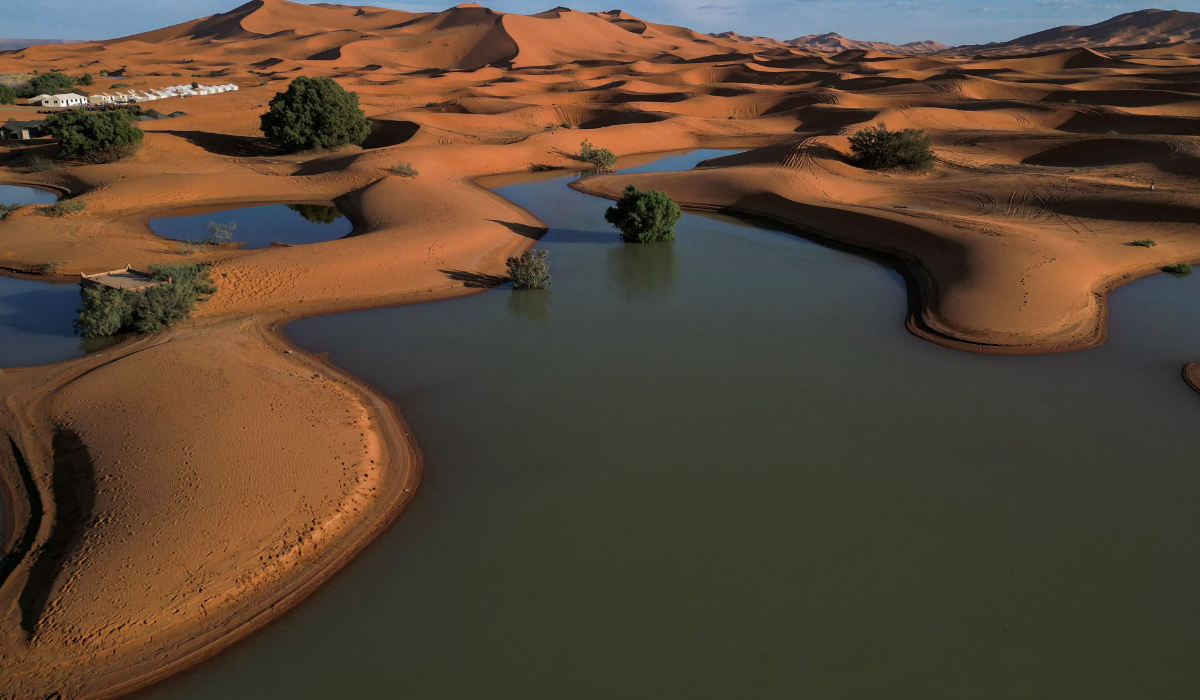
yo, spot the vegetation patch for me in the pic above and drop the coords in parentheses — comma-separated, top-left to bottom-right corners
(1163, 263, 1192, 276)
(287, 203, 342, 224)
(39, 200, 86, 217)
(45, 109, 144, 163)
(507, 250, 552, 290)
(0, 202, 22, 220)
(1128, 239, 1157, 247)
(580, 139, 616, 171)
(390, 162, 419, 178)
(260, 76, 371, 151)
(848, 123, 936, 171)
(74, 263, 216, 337)
(605, 185, 682, 243)
(27, 155, 59, 173)
(0, 84, 14, 105)
(16, 71, 75, 98)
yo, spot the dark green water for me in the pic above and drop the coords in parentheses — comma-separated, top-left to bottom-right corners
(149, 202, 352, 249)
(124, 150, 1198, 699)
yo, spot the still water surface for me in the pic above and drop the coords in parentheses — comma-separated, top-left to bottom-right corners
(0, 184, 58, 206)
(131, 150, 1200, 699)
(148, 203, 352, 249)
(0, 276, 83, 368)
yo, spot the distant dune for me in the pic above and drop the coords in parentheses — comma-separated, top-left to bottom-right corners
(955, 8, 1200, 54)
(0, 38, 82, 51)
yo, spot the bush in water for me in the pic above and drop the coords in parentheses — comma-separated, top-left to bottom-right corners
(507, 250, 552, 290)
(604, 185, 683, 243)
(74, 263, 217, 337)
(580, 139, 616, 172)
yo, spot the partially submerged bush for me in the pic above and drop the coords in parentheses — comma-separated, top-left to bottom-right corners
(1163, 263, 1192, 276)
(260, 76, 371, 151)
(580, 139, 616, 172)
(390, 162, 418, 178)
(1129, 239, 1157, 247)
(199, 220, 236, 245)
(507, 250, 552, 290)
(287, 203, 341, 224)
(44, 109, 143, 162)
(74, 263, 216, 337)
(40, 200, 86, 217)
(604, 185, 683, 243)
(848, 123, 936, 171)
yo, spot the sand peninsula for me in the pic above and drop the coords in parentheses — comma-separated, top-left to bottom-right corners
(2, 1, 1200, 696)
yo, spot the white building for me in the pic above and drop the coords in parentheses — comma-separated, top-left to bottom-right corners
(28, 93, 89, 108)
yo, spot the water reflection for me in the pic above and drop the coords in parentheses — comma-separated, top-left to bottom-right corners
(507, 289, 551, 323)
(149, 202, 353, 249)
(286, 203, 343, 225)
(607, 241, 677, 300)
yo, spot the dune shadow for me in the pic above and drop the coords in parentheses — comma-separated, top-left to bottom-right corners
(161, 130, 281, 157)
(0, 438, 42, 593)
(487, 220, 547, 240)
(19, 428, 95, 636)
(441, 269, 508, 288)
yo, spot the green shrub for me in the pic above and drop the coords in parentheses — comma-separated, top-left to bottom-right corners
(0, 202, 22, 219)
(390, 162, 418, 178)
(260, 76, 371, 151)
(287, 203, 341, 224)
(76, 73, 93, 86)
(580, 139, 616, 171)
(848, 123, 936, 171)
(190, 81, 199, 89)
(74, 263, 216, 337)
(1129, 239, 1157, 247)
(27, 155, 59, 172)
(44, 109, 143, 162)
(507, 250, 552, 290)
(172, 72, 183, 77)
(0, 84, 14, 105)
(40, 200, 86, 216)
(604, 185, 683, 243)
(1163, 263, 1192, 276)
(18, 71, 75, 98)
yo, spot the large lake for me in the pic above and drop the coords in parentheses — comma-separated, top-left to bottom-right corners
(122, 150, 1200, 698)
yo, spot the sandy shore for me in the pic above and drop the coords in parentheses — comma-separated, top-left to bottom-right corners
(2, 1, 1200, 696)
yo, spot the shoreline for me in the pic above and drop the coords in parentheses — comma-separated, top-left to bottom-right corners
(1186, 363, 1200, 395)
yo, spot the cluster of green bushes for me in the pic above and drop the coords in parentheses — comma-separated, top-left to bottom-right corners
(1129, 239, 1157, 247)
(0, 202, 22, 219)
(45, 109, 144, 163)
(580, 140, 616, 171)
(605, 185, 682, 243)
(260, 76, 371, 150)
(0, 84, 15, 105)
(1164, 263, 1192, 276)
(14, 72, 77, 98)
(75, 263, 216, 337)
(507, 250, 552, 290)
(848, 123, 936, 171)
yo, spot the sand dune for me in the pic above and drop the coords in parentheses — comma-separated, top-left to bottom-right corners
(2, 1, 1200, 697)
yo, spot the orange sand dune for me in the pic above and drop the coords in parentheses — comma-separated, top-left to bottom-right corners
(3, 1, 1200, 696)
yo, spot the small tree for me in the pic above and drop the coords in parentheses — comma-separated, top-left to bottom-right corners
(507, 250, 552, 290)
(580, 140, 616, 172)
(199, 221, 237, 245)
(76, 73, 94, 86)
(0, 84, 15, 105)
(45, 109, 144, 162)
(848, 123, 935, 171)
(20, 71, 76, 98)
(604, 185, 683, 243)
(260, 76, 371, 151)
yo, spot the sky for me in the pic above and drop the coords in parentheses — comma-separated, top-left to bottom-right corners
(0, 0, 1197, 47)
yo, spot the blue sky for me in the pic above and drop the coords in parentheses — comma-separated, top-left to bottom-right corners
(0, 0, 1195, 47)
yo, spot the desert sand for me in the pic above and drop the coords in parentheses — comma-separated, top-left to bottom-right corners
(1, 0, 1199, 696)
(1187, 363, 1200, 394)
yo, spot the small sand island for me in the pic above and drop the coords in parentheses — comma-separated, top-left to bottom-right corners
(1, 1, 1200, 697)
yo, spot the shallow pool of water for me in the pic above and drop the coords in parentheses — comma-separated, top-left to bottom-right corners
(0, 276, 85, 369)
(0, 184, 58, 206)
(139, 151, 1200, 699)
(148, 202, 352, 249)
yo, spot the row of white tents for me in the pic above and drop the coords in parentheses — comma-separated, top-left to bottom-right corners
(28, 83, 239, 108)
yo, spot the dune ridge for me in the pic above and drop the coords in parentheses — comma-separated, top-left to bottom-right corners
(2, 1, 1200, 696)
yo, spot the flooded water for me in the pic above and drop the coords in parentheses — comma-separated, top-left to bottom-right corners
(133, 150, 1200, 699)
(0, 276, 84, 369)
(148, 202, 352, 249)
(0, 184, 58, 206)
